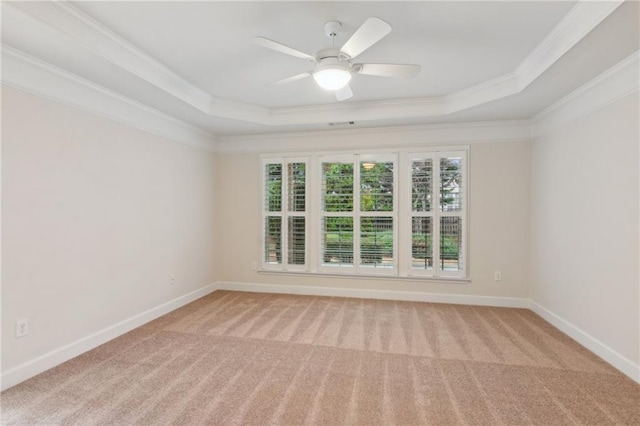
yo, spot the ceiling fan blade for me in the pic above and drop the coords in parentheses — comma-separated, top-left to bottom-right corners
(270, 72, 312, 85)
(340, 17, 392, 59)
(253, 37, 314, 60)
(335, 84, 353, 101)
(355, 63, 421, 78)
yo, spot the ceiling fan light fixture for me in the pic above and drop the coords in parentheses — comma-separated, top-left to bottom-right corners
(313, 64, 352, 91)
(256, 17, 419, 101)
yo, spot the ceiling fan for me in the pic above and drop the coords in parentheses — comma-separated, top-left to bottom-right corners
(254, 18, 421, 101)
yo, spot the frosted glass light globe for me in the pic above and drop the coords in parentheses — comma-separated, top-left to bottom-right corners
(313, 67, 352, 91)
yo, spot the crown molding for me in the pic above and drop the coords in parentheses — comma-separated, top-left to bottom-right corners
(7, 1, 212, 114)
(6, 1, 269, 123)
(531, 50, 639, 138)
(4, 0, 623, 128)
(215, 120, 531, 153)
(1, 45, 217, 152)
(516, 0, 623, 89)
(4, 42, 637, 154)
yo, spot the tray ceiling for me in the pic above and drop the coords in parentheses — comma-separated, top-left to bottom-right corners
(2, 1, 638, 137)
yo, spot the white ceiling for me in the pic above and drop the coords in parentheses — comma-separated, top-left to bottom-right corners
(71, 1, 575, 106)
(2, 1, 638, 138)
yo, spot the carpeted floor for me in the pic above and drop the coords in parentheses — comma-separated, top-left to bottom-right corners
(2, 290, 639, 425)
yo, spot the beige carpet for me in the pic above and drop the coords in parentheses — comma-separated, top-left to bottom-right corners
(2, 290, 639, 425)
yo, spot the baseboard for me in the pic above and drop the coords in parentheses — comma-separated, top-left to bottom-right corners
(528, 300, 640, 384)
(1, 283, 218, 391)
(217, 282, 638, 383)
(5, 283, 636, 390)
(216, 281, 529, 308)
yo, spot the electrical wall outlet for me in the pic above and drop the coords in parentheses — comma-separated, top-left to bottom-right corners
(16, 319, 29, 338)
(494, 271, 502, 281)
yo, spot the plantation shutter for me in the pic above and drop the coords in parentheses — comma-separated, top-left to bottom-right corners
(287, 162, 306, 266)
(263, 150, 466, 278)
(262, 159, 307, 269)
(438, 153, 465, 275)
(409, 151, 466, 277)
(319, 155, 397, 274)
(263, 162, 283, 265)
(320, 158, 354, 268)
(359, 158, 395, 270)
(410, 155, 435, 273)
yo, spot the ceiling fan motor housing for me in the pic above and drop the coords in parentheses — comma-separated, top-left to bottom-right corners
(324, 21, 342, 39)
(315, 57, 351, 73)
(315, 48, 350, 63)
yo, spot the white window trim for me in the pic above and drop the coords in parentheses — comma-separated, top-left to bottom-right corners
(405, 151, 468, 278)
(318, 154, 356, 273)
(436, 150, 468, 278)
(261, 157, 309, 271)
(260, 147, 469, 281)
(318, 153, 398, 276)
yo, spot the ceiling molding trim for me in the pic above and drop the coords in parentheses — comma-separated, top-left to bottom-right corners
(516, 0, 624, 89)
(269, 96, 446, 125)
(531, 50, 639, 138)
(215, 120, 531, 154)
(6, 0, 623, 128)
(444, 0, 623, 113)
(7, 1, 211, 113)
(6, 1, 270, 124)
(1, 45, 218, 152)
(444, 72, 519, 114)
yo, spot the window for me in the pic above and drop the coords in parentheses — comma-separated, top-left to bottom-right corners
(319, 155, 397, 274)
(262, 159, 307, 270)
(321, 158, 354, 268)
(409, 152, 466, 277)
(262, 149, 467, 279)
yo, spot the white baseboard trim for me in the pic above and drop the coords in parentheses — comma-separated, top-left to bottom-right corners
(216, 281, 529, 308)
(528, 300, 639, 384)
(218, 282, 638, 383)
(4, 283, 636, 391)
(1, 283, 218, 391)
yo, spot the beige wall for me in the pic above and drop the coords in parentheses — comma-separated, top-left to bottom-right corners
(215, 140, 531, 298)
(530, 93, 639, 365)
(3, 70, 637, 384)
(1, 86, 217, 372)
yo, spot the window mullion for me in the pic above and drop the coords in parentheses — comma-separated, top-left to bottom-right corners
(392, 156, 399, 275)
(433, 155, 441, 276)
(282, 161, 289, 268)
(354, 155, 361, 273)
(309, 156, 319, 272)
(399, 151, 408, 276)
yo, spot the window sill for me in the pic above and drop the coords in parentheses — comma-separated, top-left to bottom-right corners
(258, 269, 470, 284)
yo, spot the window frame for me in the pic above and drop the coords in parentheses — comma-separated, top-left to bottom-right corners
(260, 148, 468, 281)
(406, 151, 468, 278)
(261, 157, 309, 271)
(317, 153, 398, 276)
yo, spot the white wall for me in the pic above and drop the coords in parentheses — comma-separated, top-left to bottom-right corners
(215, 139, 531, 300)
(530, 92, 639, 368)
(1, 86, 217, 376)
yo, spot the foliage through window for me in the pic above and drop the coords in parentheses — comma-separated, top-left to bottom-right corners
(262, 150, 467, 278)
(319, 157, 397, 272)
(263, 160, 307, 269)
(411, 152, 466, 275)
